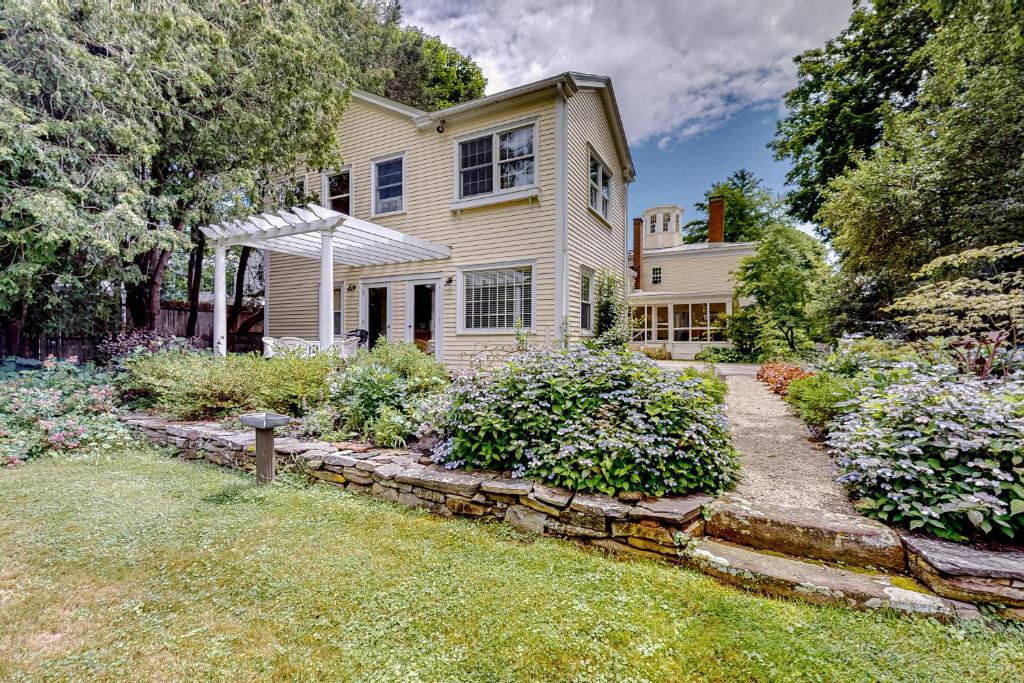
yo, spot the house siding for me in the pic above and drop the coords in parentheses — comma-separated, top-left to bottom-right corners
(565, 89, 629, 337)
(268, 95, 560, 366)
(640, 247, 753, 297)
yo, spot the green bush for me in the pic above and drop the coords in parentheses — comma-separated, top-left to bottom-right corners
(122, 349, 338, 419)
(674, 366, 728, 404)
(0, 357, 132, 465)
(694, 346, 747, 363)
(433, 347, 738, 497)
(784, 373, 861, 435)
(329, 340, 449, 443)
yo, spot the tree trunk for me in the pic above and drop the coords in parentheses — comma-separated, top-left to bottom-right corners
(227, 246, 251, 333)
(145, 248, 172, 330)
(185, 231, 206, 337)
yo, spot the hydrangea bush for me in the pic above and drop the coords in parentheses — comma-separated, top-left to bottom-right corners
(829, 372, 1024, 540)
(0, 357, 132, 466)
(432, 347, 738, 497)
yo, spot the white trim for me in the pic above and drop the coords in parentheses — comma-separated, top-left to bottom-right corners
(449, 186, 540, 212)
(554, 91, 568, 340)
(351, 89, 425, 118)
(580, 265, 596, 334)
(332, 283, 345, 337)
(370, 152, 406, 218)
(321, 165, 353, 216)
(456, 259, 537, 335)
(404, 277, 444, 360)
(451, 117, 540, 203)
(262, 248, 270, 340)
(359, 282, 393, 342)
(587, 144, 613, 221)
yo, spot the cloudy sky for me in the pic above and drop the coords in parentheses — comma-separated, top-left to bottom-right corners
(404, 0, 853, 219)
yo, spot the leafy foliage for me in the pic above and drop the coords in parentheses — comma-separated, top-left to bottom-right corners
(433, 347, 738, 497)
(889, 242, 1024, 338)
(592, 269, 631, 347)
(735, 225, 829, 352)
(96, 329, 201, 368)
(0, 357, 131, 465)
(757, 362, 813, 396)
(121, 349, 339, 419)
(694, 347, 748, 363)
(772, 0, 936, 227)
(830, 371, 1024, 540)
(328, 340, 449, 444)
(810, 2, 1024, 331)
(784, 373, 862, 436)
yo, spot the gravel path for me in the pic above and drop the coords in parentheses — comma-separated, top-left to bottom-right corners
(659, 361, 856, 514)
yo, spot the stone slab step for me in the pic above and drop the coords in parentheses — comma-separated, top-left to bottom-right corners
(706, 497, 905, 572)
(901, 533, 1024, 608)
(684, 540, 969, 621)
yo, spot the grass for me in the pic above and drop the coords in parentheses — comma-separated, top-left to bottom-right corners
(1, 449, 1023, 682)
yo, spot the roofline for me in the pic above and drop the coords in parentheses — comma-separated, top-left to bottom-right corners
(628, 241, 759, 257)
(350, 74, 635, 182)
(351, 89, 426, 118)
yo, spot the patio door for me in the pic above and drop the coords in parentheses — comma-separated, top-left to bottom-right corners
(405, 278, 442, 359)
(361, 284, 391, 350)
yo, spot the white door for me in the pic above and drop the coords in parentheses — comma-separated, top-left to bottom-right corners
(405, 278, 443, 359)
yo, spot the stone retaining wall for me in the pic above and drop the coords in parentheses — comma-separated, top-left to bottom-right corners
(123, 415, 710, 560)
(123, 413, 1023, 621)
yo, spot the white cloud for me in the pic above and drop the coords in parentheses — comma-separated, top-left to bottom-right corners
(403, 0, 851, 146)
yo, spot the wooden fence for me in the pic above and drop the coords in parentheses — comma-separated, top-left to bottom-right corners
(9, 301, 263, 361)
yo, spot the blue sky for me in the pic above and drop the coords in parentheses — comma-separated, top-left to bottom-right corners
(629, 104, 787, 220)
(405, 0, 853, 227)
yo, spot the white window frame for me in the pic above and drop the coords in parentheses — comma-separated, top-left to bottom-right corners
(358, 281, 394, 341)
(580, 266, 596, 333)
(321, 166, 352, 216)
(588, 149, 612, 220)
(404, 277, 444, 359)
(648, 215, 656, 234)
(651, 266, 662, 285)
(333, 285, 344, 337)
(370, 152, 406, 217)
(662, 214, 671, 232)
(451, 117, 540, 209)
(456, 260, 536, 335)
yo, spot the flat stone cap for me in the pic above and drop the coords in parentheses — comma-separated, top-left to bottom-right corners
(239, 412, 291, 429)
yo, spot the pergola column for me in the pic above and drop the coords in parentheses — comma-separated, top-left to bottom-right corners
(213, 244, 227, 356)
(318, 228, 334, 351)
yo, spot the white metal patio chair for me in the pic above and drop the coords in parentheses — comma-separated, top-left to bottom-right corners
(332, 336, 360, 358)
(277, 336, 315, 358)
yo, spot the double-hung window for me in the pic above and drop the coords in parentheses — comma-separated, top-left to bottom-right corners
(652, 266, 662, 285)
(648, 215, 656, 234)
(323, 170, 350, 214)
(589, 155, 611, 218)
(462, 266, 533, 331)
(373, 154, 404, 215)
(333, 287, 343, 336)
(458, 124, 535, 199)
(580, 268, 595, 332)
(662, 214, 670, 232)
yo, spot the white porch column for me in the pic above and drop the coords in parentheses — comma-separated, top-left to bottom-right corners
(213, 244, 227, 356)
(319, 228, 334, 351)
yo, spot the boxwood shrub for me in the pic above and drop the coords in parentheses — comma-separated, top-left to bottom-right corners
(433, 347, 738, 497)
(829, 372, 1024, 541)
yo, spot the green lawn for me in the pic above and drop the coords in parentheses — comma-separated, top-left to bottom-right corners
(1, 449, 1022, 682)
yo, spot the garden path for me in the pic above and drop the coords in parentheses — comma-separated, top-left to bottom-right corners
(659, 361, 856, 514)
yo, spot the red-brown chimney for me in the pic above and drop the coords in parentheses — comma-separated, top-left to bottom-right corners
(632, 217, 643, 290)
(708, 194, 725, 243)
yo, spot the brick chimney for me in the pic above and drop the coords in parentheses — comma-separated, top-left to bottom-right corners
(632, 217, 643, 290)
(708, 194, 725, 244)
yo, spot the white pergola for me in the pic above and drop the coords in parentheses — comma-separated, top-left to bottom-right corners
(200, 204, 451, 355)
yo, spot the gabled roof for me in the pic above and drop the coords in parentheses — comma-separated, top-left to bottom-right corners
(351, 72, 635, 182)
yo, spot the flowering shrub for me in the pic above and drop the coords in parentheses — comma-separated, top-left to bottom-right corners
(757, 362, 813, 395)
(433, 347, 738, 497)
(0, 357, 132, 465)
(829, 373, 1024, 541)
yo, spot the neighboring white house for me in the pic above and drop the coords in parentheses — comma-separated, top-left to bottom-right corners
(256, 73, 634, 366)
(628, 197, 756, 359)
